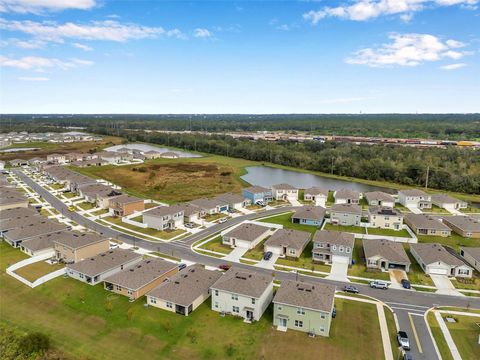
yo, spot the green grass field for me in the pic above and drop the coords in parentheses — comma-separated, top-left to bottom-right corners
(102, 216, 185, 240)
(417, 234, 480, 251)
(14, 261, 64, 282)
(366, 227, 411, 238)
(348, 240, 390, 281)
(323, 223, 366, 234)
(427, 312, 454, 360)
(198, 236, 232, 255)
(446, 314, 480, 360)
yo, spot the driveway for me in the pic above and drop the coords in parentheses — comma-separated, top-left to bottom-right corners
(255, 253, 280, 270)
(389, 269, 408, 289)
(222, 246, 249, 262)
(326, 255, 350, 282)
(406, 205, 423, 214)
(288, 198, 302, 206)
(430, 274, 464, 296)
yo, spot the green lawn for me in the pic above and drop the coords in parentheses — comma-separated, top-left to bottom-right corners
(427, 312, 454, 360)
(203, 213, 228, 222)
(50, 183, 65, 190)
(348, 240, 390, 281)
(14, 261, 64, 283)
(92, 208, 109, 216)
(424, 205, 451, 214)
(198, 236, 232, 255)
(275, 241, 332, 273)
(327, 191, 335, 206)
(324, 223, 366, 234)
(366, 227, 411, 238)
(450, 274, 480, 291)
(446, 314, 480, 360)
(417, 234, 480, 251)
(62, 192, 77, 199)
(103, 216, 186, 240)
(259, 212, 318, 235)
(394, 203, 411, 213)
(404, 245, 434, 286)
(131, 215, 143, 222)
(242, 236, 270, 261)
(77, 201, 96, 211)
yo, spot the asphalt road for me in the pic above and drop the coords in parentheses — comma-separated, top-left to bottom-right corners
(15, 170, 480, 360)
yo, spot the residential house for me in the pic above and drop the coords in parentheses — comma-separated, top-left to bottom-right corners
(19, 230, 79, 257)
(143, 150, 162, 159)
(65, 153, 85, 162)
(460, 247, 480, 272)
(9, 159, 27, 167)
(329, 204, 362, 226)
(215, 193, 250, 211)
(143, 205, 185, 230)
(66, 248, 143, 285)
(46, 153, 67, 164)
(108, 194, 145, 217)
(27, 157, 45, 166)
(147, 265, 223, 316)
(78, 183, 116, 204)
(0, 206, 39, 220)
(210, 267, 274, 322)
(431, 194, 468, 211)
(410, 243, 473, 278)
(273, 280, 335, 337)
(442, 216, 480, 238)
(71, 158, 108, 167)
(104, 258, 178, 301)
(242, 186, 273, 204)
(363, 239, 411, 272)
(0, 213, 42, 233)
(54, 233, 110, 263)
(160, 152, 179, 159)
(0, 194, 29, 211)
(177, 203, 205, 223)
(271, 183, 298, 201)
(404, 214, 451, 237)
(312, 231, 354, 264)
(398, 189, 432, 209)
(2, 219, 67, 247)
(189, 198, 228, 215)
(334, 189, 360, 205)
(222, 223, 271, 249)
(303, 187, 328, 207)
(368, 206, 404, 230)
(264, 229, 311, 258)
(291, 206, 325, 227)
(364, 191, 395, 208)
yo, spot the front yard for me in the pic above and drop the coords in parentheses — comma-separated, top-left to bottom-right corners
(446, 314, 480, 360)
(366, 227, 411, 238)
(348, 240, 390, 281)
(203, 213, 228, 222)
(323, 223, 366, 234)
(77, 201, 96, 211)
(198, 235, 232, 255)
(101, 216, 186, 240)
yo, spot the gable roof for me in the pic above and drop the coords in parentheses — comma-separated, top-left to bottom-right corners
(243, 186, 270, 194)
(0, 206, 39, 220)
(411, 243, 468, 267)
(223, 223, 270, 242)
(330, 203, 362, 215)
(364, 191, 394, 203)
(335, 189, 360, 200)
(272, 183, 297, 190)
(292, 206, 326, 221)
(265, 229, 311, 251)
(53, 232, 108, 249)
(399, 189, 428, 197)
(304, 187, 328, 197)
(368, 206, 402, 217)
(363, 239, 410, 265)
(460, 247, 480, 262)
(405, 214, 451, 231)
(214, 193, 246, 204)
(443, 216, 480, 233)
(143, 205, 185, 218)
(211, 267, 273, 298)
(313, 230, 355, 248)
(273, 280, 335, 312)
(109, 194, 143, 206)
(431, 194, 465, 205)
(4, 219, 67, 241)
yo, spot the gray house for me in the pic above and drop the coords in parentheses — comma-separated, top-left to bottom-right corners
(404, 214, 451, 237)
(303, 187, 328, 207)
(460, 247, 480, 272)
(363, 239, 411, 272)
(334, 189, 360, 204)
(264, 229, 311, 258)
(364, 191, 395, 208)
(329, 204, 362, 226)
(312, 230, 354, 264)
(143, 205, 185, 230)
(222, 223, 271, 249)
(291, 206, 325, 227)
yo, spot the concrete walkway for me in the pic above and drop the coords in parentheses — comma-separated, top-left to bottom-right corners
(433, 310, 462, 360)
(406, 205, 423, 214)
(222, 246, 249, 262)
(430, 275, 464, 297)
(376, 303, 394, 360)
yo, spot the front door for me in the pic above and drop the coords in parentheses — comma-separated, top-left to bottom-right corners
(246, 310, 253, 321)
(279, 318, 287, 327)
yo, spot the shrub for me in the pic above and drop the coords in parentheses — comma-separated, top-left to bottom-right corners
(22, 332, 51, 355)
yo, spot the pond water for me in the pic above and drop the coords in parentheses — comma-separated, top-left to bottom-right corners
(241, 166, 396, 193)
(0, 147, 39, 153)
(105, 144, 201, 158)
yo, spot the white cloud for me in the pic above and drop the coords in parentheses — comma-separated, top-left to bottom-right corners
(0, 55, 93, 71)
(276, 24, 291, 31)
(18, 76, 49, 81)
(0, 19, 186, 42)
(193, 28, 212, 38)
(303, 0, 478, 24)
(345, 33, 471, 67)
(73, 42, 92, 51)
(440, 62, 467, 69)
(0, 0, 96, 14)
(0, 37, 45, 48)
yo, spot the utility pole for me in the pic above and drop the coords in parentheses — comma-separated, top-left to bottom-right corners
(331, 157, 334, 175)
(425, 166, 430, 189)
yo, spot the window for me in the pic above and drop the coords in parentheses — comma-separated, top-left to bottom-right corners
(150, 297, 157, 304)
(232, 306, 239, 313)
(332, 245, 337, 251)
(231, 294, 238, 301)
(346, 247, 351, 253)
(294, 320, 303, 328)
(321, 314, 326, 319)
(458, 269, 470, 276)
(277, 305, 282, 311)
(339, 246, 344, 253)
(166, 302, 173, 309)
(320, 326, 325, 332)
(252, 298, 256, 305)
(214, 290, 218, 296)
(214, 302, 219, 308)
(297, 308, 305, 315)
(116, 285, 122, 291)
(288, 249, 296, 255)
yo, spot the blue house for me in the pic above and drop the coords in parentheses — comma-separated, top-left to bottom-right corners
(291, 206, 326, 227)
(242, 186, 273, 204)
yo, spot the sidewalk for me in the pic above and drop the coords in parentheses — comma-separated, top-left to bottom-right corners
(433, 310, 462, 360)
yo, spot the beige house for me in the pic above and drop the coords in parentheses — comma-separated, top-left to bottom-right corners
(222, 223, 272, 249)
(460, 247, 480, 272)
(368, 206, 404, 230)
(431, 194, 467, 211)
(264, 229, 311, 258)
(404, 214, 451, 237)
(442, 216, 480, 238)
(108, 194, 145, 216)
(312, 231, 354, 264)
(54, 233, 110, 263)
(104, 258, 178, 301)
(363, 239, 411, 272)
(364, 191, 395, 208)
(147, 265, 223, 316)
(271, 183, 298, 201)
(334, 189, 360, 204)
(303, 187, 328, 207)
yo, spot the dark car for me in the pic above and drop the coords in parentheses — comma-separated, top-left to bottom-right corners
(178, 263, 187, 270)
(343, 285, 359, 294)
(403, 353, 414, 360)
(401, 279, 411, 289)
(263, 251, 273, 261)
(397, 331, 410, 350)
(219, 264, 231, 271)
(332, 306, 337, 318)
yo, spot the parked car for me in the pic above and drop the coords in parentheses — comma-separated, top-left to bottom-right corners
(370, 280, 389, 290)
(178, 263, 187, 270)
(401, 279, 411, 289)
(332, 306, 336, 318)
(403, 352, 414, 360)
(255, 201, 265, 207)
(263, 251, 273, 261)
(397, 331, 410, 350)
(343, 285, 359, 294)
(227, 209, 236, 213)
(218, 218, 227, 224)
(67, 206, 75, 212)
(184, 223, 194, 229)
(218, 264, 231, 271)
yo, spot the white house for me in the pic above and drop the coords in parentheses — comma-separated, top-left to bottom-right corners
(143, 205, 185, 230)
(398, 189, 432, 209)
(271, 183, 298, 201)
(303, 187, 328, 207)
(222, 223, 272, 249)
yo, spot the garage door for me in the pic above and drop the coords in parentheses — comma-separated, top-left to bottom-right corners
(429, 267, 448, 275)
(332, 255, 350, 264)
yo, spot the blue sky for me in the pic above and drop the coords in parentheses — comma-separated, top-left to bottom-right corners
(0, 0, 479, 113)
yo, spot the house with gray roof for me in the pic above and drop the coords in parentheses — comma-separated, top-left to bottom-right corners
(2, 219, 68, 247)
(329, 203, 362, 226)
(0, 194, 29, 211)
(211, 267, 274, 322)
(368, 206, 404, 230)
(410, 243, 473, 278)
(271, 183, 298, 201)
(363, 239, 411, 272)
(147, 265, 223, 316)
(0, 213, 42, 233)
(443, 216, 480, 238)
(398, 189, 432, 209)
(214, 193, 250, 210)
(54, 232, 110, 263)
(143, 150, 162, 159)
(143, 205, 185, 230)
(9, 159, 28, 167)
(334, 189, 360, 204)
(264, 229, 311, 258)
(189, 197, 228, 214)
(177, 202, 205, 222)
(364, 191, 395, 208)
(0, 206, 39, 221)
(404, 214, 451, 237)
(291, 206, 325, 227)
(242, 186, 273, 204)
(431, 194, 467, 211)
(78, 183, 117, 204)
(66, 248, 143, 285)
(303, 187, 328, 207)
(273, 280, 335, 336)
(104, 257, 178, 300)
(222, 222, 272, 249)
(108, 194, 145, 216)
(460, 247, 480, 272)
(312, 230, 354, 264)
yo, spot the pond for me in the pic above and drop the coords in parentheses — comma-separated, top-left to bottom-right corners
(0, 147, 39, 153)
(241, 166, 396, 193)
(105, 144, 201, 158)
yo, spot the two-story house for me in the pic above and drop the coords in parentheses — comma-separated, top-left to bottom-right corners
(312, 230, 354, 264)
(368, 206, 404, 230)
(143, 205, 185, 230)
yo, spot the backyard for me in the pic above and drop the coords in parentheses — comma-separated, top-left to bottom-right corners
(14, 261, 65, 282)
(323, 223, 366, 234)
(366, 227, 411, 238)
(417, 234, 480, 251)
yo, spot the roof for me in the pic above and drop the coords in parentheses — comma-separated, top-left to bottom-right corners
(177, 202, 202, 217)
(330, 203, 362, 215)
(272, 183, 297, 190)
(399, 189, 428, 197)
(148, 265, 223, 306)
(273, 280, 335, 313)
(335, 189, 360, 200)
(0, 213, 42, 231)
(53, 232, 108, 249)
(211, 267, 273, 298)
(214, 193, 245, 204)
(443, 216, 480, 233)
(189, 197, 224, 210)
(21, 230, 74, 252)
(264, 229, 311, 251)
(432, 194, 465, 205)
(363, 239, 411, 265)
(243, 186, 270, 194)
(292, 206, 326, 221)
(313, 230, 355, 248)
(411, 243, 468, 267)
(104, 257, 177, 291)
(405, 214, 451, 231)
(368, 206, 402, 217)
(0, 195, 28, 206)
(160, 151, 179, 157)
(67, 248, 142, 277)
(79, 183, 117, 198)
(4, 220, 67, 241)
(143, 205, 185, 217)
(460, 247, 480, 262)
(109, 194, 143, 205)
(364, 191, 395, 203)
(304, 187, 328, 197)
(0, 206, 39, 220)
(223, 222, 270, 242)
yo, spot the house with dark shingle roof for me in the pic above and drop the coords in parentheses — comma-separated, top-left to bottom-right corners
(291, 205, 325, 227)
(273, 280, 335, 336)
(334, 189, 360, 204)
(222, 222, 272, 249)
(312, 230, 355, 264)
(363, 239, 411, 272)
(404, 214, 451, 237)
(264, 229, 311, 258)
(303, 187, 328, 207)
(210, 267, 274, 322)
(442, 216, 480, 238)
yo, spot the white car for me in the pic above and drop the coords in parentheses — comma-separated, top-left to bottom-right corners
(218, 218, 227, 224)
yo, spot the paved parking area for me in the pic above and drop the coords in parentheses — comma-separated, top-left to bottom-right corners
(255, 253, 280, 270)
(389, 269, 408, 289)
(326, 255, 349, 282)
